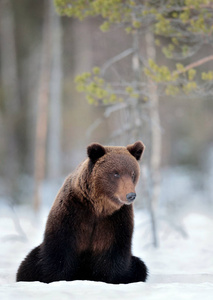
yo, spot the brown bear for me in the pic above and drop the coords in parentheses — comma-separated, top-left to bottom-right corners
(16, 141, 148, 284)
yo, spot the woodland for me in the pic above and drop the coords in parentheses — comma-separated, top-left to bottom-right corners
(0, 0, 213, 246)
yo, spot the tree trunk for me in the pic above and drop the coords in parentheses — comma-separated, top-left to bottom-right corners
(47, 1, 62, 179)
(0, 0, 20, 200)
(33, 0, 52, 211)
(131, 32, 141, 143)
(145, 31, 162, 247)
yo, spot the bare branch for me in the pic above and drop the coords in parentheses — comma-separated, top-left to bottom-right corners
(101, 48, 134, 76)
(86, 118, 103, 138)
(174, 54, 213, 75)
(2, 203, 27, 242)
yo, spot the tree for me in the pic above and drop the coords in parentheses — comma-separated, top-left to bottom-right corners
(0, 0, 21, 201)
(55, 0, 213, 246)
(33, 0, 52, 211)
(34, 0, 63, 210)
(55, 0, 213, 96)
(47, 1, 63, 180)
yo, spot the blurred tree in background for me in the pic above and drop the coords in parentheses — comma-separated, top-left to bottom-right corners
(55, 0, 213, 95)
(33, 0, 63, 211)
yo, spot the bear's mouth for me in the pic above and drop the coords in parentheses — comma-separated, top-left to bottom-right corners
(113, 196, 132, 206)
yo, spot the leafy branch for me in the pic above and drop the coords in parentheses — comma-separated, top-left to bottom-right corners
(56, 0, 213, 99)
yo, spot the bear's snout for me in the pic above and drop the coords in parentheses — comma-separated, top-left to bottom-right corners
(126, 192, 136, 203)
(114, 175, 137, 205)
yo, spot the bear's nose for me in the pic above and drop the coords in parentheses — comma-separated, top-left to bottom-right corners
(126, 192, 136, 203)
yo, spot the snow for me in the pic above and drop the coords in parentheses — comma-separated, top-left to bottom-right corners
(1, 281, 213, 300)
(0, 205, 213, 299)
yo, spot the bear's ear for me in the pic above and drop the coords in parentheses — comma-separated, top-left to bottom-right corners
(87, 143, 106, 163)
(127, 141, 145, 161)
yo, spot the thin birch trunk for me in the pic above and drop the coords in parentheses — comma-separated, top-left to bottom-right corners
(48, 2, 62, 179)
(145, 31, 161, 247)
(33, 0, 52, 211)
(131, 32, 141, 143)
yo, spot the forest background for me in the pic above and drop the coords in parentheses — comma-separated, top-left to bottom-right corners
(0, 0, 213, 247)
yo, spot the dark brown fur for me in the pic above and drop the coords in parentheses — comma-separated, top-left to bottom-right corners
(16, 141, 148, 284)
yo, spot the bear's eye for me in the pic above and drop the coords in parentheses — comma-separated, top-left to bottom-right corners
(131, 171, 136, 181)
(114, 172, 120, 178)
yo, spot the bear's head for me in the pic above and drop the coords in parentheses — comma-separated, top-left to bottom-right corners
(86, 141, 145, 216)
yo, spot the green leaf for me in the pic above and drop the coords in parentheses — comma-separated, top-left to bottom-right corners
(188, 69, 196, 81)
(92, 67, 100, 75)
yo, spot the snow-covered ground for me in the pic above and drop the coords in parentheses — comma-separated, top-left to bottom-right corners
(0, 204, 213, 299)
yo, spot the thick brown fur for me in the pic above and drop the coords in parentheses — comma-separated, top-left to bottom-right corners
(16, 141, 148, 284)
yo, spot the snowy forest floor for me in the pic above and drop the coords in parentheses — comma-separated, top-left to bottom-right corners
(0, 205, 213, 299)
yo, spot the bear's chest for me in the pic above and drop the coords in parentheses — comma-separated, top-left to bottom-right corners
(76, 217, 114, 254)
